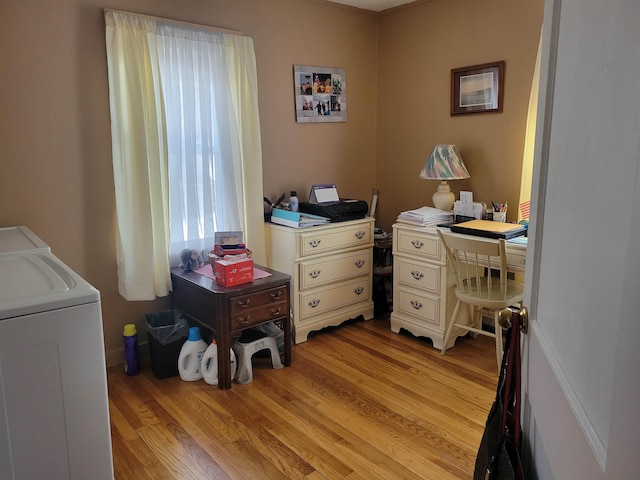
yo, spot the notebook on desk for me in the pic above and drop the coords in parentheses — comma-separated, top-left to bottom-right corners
(449, 219, 527, 240)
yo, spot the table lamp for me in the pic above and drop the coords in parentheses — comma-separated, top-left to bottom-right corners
(418, 144, 470, 211)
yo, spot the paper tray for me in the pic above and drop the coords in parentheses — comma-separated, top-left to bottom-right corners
(449, 219, 527, 240)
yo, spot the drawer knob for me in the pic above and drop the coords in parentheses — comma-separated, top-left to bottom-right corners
(239, 315, 252, 324)
(270, 290, 283, 300)
(355, 231, 365, 239)
(410, 300, 423, 310)
(308, 269, 321, 278)
(411, 240, 424, 249)
(308, 298, 320, 308)
(411, 270, 424, 280)
(354, 286, 364, 295)
(308, 238, 321, 248)
(237, 298, 251, 308)
(354, 259, 365, 268)
(270, 307, 282, 317)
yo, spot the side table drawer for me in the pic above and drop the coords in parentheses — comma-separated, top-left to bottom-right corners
(230, 285, 289, 331)
(396, 258, 440, 294)
(230, 285, 288, 314)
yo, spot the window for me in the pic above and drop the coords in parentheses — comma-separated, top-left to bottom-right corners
(105, 10, 266, 300)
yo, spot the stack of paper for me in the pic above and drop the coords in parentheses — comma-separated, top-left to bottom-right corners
(396, 206, 453, 227)
(270, 208, 330, 228)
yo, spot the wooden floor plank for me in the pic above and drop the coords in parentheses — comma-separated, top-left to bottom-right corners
(108, 316, 497, 479)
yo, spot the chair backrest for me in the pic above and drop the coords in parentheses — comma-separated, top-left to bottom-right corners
(437, 230, 508, 302)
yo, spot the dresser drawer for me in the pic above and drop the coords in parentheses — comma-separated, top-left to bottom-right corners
(396, 258, 441, 294)
(229, 285, 289, 331)
(299, 222, 372, 257)
(395, 229, 443, 262)
(299, 249, 371, 290)
(395, 286, 441, 327)
(299, 278, 370, 319)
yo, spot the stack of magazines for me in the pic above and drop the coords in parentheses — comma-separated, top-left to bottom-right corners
(396, 206, 453, 227)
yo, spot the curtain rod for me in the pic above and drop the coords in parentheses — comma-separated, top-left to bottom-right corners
(104, 8, 245, 36)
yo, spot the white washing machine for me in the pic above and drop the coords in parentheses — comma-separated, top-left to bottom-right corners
(0, 226, 114, 479)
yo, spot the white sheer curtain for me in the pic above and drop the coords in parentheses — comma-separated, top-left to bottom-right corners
(105, 10, 266, 300)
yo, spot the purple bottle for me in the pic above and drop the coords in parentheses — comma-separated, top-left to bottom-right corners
(123, 324, 140, 375)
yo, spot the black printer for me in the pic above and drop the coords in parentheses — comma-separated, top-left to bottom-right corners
(300, 199, 368, 222)
(299, 184, 369, 222)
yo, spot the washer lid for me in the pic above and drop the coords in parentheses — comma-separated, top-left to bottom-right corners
(0, 253, 100, 320)
(0, 225, 50, 256)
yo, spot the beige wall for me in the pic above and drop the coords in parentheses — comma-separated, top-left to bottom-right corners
(0, 0, 542, 366)
(376, 0, 543, 231)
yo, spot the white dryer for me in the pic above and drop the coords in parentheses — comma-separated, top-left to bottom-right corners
(0, 226, 114, 479)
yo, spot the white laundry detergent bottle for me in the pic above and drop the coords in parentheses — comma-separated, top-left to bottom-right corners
(202, 339, 237, 385)
(178, 327, 207, 381)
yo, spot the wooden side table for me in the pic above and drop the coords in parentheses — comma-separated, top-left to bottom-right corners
(170, 265, 291, 389)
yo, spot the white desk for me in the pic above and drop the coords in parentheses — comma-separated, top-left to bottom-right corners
(390, 223, 527, 350)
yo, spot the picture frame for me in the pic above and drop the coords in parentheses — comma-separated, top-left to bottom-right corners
(293, 65, 346, 123)
(451, 61, 505, 115)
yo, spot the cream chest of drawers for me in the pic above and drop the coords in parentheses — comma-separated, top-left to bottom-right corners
(265, 217, 375, 343)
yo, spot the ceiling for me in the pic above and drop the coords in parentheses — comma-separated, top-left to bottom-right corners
(327, 0, 419, 12)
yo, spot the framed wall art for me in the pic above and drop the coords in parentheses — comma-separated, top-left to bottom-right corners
(293, 65, 346, 123)
(451, 61, 505, 115)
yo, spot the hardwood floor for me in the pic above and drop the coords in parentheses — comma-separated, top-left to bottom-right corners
(108, 316, 498, 479)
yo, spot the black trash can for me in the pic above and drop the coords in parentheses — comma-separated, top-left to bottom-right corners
(145, 310, 189, 379)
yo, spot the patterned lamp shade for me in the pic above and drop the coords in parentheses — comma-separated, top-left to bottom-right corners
(418, 145, 470, 211)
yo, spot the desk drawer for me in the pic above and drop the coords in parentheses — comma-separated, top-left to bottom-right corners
(506, 251, 526, 272)
(299, 249, 371, 290)
(395, 286, 440, 327)
(396, 258, 440, 294)
(395, 229, 443, 262)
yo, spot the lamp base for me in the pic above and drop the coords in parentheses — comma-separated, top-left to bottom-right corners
(432, 181, 455, 211)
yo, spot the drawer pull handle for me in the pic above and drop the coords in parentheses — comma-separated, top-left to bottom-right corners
(239, 315, 252, 324)
(411, 270, 424, 280)
(308, 239, 321, 248)
(411, 240, 424, 249)
(354, 286, 364, 295)
(308, 269, 321, 278)
(308, 299, 320, 308)
(237, 299, 251, 308)
(355, 231, 366, 239)
(354, 259, 365, 268)
(270, 290, 283, 300)
(410, 300, 423, 310)
(270, 307, 282, 317)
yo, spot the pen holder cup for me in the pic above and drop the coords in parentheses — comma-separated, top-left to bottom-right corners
(492, 211, 507, 222)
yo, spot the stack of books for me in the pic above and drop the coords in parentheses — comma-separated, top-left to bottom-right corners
(396, 206, 453, 227)
(450, 219, 527, 240)
(270, 208, 330, 228)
